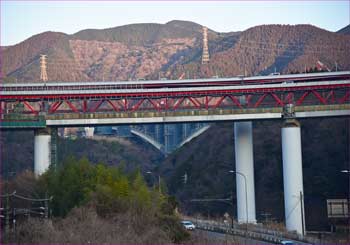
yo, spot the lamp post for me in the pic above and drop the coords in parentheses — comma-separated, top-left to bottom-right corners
(230, 170, 248, 244)
(146, 171, 161, 193)
(229, 170, 248, 224)
(341, 169, 350, 238)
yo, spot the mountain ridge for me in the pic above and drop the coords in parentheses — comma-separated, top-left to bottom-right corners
(337, 24, 350, 35)
(2, 21, 350, 82)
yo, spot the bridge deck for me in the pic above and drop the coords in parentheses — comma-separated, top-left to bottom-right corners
(1, 72, 349, 128)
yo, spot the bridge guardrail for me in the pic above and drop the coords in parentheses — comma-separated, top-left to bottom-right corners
(44, 104, 349, 121)
(187, 218, 319, 244)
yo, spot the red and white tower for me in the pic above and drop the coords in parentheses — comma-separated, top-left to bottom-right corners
(40, 54, 48, 82)
(201, 27, 210, 64)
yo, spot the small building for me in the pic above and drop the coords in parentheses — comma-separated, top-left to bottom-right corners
(326, 199, 349, 232)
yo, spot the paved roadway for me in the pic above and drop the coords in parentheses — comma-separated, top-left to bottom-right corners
(195, 229, 314, 244)
(193, 229, 273, 244)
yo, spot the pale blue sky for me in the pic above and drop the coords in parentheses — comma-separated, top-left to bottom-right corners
(1, 0, 349, 46)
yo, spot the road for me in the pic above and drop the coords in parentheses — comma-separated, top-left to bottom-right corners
(192, 229, 273, 244)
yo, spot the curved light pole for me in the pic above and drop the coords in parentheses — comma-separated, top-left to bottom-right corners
(341, 169, 350, 238)
(229, 170, 248, 224)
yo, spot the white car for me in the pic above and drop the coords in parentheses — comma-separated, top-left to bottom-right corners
(280, 241, 294, 245)
(181, 220, 196, 230)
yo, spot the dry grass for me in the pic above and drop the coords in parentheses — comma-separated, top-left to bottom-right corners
(3, 207, 171, 244)
(2, 207, 243, 244)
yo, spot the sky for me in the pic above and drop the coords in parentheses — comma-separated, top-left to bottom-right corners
(1, 0, 349, 46)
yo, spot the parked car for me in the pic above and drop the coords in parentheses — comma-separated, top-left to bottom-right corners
(181, 220, 196, 230)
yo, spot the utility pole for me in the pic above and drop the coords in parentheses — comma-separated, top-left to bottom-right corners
(40, 54, 48, 82)
(300, 191, 306, 236)
(158, 175, 161, 194)
(5, 195, 10, 233)
(146, 171, 161, 194)
(44, 192, 49, 219)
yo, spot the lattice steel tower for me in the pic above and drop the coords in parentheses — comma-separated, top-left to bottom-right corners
(201, 26, 210, 64)
(40, 54, 48, 82)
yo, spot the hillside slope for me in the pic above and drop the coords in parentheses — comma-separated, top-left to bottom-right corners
(337, 24, 350, 35)
(2, 21, 350, 82)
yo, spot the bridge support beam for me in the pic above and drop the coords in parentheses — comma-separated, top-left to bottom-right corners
(282, 119, 305, 235)
(34, 128, 52, 176)
(234, 121, 256, 224)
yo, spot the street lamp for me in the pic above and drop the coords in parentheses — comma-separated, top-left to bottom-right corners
(229, 170, 248, 225)
(341, 169, 350, 238)
(146, 171, 161, 193)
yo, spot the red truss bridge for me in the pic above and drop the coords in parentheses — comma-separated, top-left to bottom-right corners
(1, 71, 349, 128)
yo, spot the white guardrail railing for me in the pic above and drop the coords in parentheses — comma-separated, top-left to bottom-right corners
(187, 218, 319, 244)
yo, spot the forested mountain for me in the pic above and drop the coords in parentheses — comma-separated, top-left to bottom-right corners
(2, 21, 350, 82)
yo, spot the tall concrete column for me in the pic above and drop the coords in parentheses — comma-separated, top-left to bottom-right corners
(234, 121, 256, 223)
(34, 128, 51, 176)
(282, 119, 305, 235)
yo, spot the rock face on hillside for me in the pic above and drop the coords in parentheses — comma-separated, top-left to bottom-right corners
(2, 21, 350, 82)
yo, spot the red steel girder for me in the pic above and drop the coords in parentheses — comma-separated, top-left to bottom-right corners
(0, 101, 3, 114)
(227, 95, 243, 108)
(270, 93, 284, 106)
(83, 100, 88, 112)
(165, 98, 170, 110)
(65, 100, 79, 113)
(2, 86, 349, 115)
(246, 95, 252, 107)
(90, 100, 104, 113)
(23, 101, 38, 114)
(106, 100, 120, 112)
(284, 93, 294, 104)
(325, 91, 335, 104)
(254, 94, 268, 108)
(339, 91, 350, 104)
(173, 97, 185, 110)
(187, 97, 201, 108)
(131, 98, 145, 112)
(148, 99, 161, 111)
(124, 99, 128, 111)
(205, 96, 209, 109)
(296, 91, 310, 106)
(49, 101, 63, 114)
(311, 91, 327, 105)
(213, 96, 227, 109)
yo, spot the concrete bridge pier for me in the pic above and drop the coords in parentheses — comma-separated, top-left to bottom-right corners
(281, 119, 305, 235)
(34, 128, 53, 176)
(234, 121, 257, 224)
